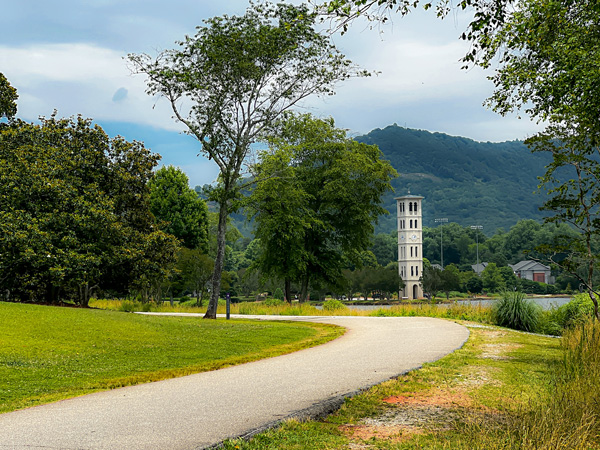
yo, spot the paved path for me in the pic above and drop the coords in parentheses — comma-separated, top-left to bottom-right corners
(0, 315, 468, 449)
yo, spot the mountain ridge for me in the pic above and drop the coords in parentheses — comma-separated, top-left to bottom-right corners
(356, 124, 552, 234)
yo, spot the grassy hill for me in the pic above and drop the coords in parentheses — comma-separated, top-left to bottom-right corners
(356, 125, 552, 234)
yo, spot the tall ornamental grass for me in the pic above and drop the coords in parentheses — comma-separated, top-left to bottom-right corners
(493, 290, 541, 332)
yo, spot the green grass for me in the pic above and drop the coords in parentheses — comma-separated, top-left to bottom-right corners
(0, 301, 343, 413)
(222, 322, 570, 449)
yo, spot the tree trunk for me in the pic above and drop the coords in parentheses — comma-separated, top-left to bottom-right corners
(284, 278, 291, 303)
(205, 199, 229, 319)
(300, 276, 309, 302)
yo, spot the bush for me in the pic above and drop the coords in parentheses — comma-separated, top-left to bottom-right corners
(264, 298, 284, 307)
(322, 299, 347, 311)
(494, 290, 541, 332)
(273, 288, 284, 301)
(119, 300, 137, 312)
(557, 293, 596, 328)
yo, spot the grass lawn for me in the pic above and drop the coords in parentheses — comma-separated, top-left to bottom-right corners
(222, 323, 570, 449)
(0, 301, 343, 414)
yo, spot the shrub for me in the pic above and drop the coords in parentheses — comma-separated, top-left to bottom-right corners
(273, 288, 284, 301)
(264, 298, 284, 307)
(494, 290, 541, 332)
(119, 300, 137, 312)
(322, 299, 347, 311)
(557, 293, 596, 328)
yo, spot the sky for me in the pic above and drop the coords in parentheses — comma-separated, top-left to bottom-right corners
(0, 1, 542, 187)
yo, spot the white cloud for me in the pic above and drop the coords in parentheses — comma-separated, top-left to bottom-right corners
(0, 43, 181, 131)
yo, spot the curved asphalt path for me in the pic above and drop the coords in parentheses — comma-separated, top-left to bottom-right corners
(0, 315, 468, 450)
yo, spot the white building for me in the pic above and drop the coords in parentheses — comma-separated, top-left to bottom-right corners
(396, 194, 424, 300)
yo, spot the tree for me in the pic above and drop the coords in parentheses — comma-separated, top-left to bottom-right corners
(148, 166, 209, 251)
(421, 265, 443, 300)
(0, 73, 17, 121)
(481, 263, 504, 293)
(370, 232, 398, 266)
(176, 248, 214, 306)
(129, 2, 365, 318)
(0, 113, 179, 305)
(440, 264, 461, 300)
(465, 273, 483, 294)
(480, 0, 600, 319)
(248, 113, 397, 301)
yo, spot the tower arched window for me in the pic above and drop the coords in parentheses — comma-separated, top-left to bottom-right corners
(415, 220, 418, 228)
(416, 266, 419, 276)
(410, 247, 413, 257)
(409, 202, 413, 212)
(410, 220, 413, 229)
(411, 266, 414, 276)
(415, 247, 418, 257)
(414, 202, 418, 212)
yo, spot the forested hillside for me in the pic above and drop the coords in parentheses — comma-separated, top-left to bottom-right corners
(356, 125, 552, 234)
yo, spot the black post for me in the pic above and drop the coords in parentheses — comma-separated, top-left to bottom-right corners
(226, 292, 231, 320)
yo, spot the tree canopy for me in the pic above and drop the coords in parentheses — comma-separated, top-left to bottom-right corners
(249, 113, 397, 301)
(149, 165, 209, 251)
(0, 73, 17, 121)
(479, 0, 600, 318)
(0, 114, 179, 305)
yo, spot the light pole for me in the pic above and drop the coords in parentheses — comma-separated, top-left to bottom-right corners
(435, 218, 448, 268)
(470, 225, 483, 274)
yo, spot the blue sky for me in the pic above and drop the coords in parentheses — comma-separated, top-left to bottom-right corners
(1, 1, 542, 187)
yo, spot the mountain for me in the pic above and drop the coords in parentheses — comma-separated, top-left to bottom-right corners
(356, 125, 553, 234)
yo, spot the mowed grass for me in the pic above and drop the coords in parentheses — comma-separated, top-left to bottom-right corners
(0, 302, 343, 414)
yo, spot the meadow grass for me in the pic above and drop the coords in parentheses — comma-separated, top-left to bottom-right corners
(0, 301, 343, 413)
(90, 298, 495, 324)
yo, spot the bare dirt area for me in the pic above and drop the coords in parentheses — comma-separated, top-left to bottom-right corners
(339, 326, 510, 446)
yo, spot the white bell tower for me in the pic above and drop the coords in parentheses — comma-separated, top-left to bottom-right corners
(396, 194, 424, 300)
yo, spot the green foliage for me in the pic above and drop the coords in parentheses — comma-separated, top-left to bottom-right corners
(481, 263, 505, 292)
(0, 72, 17, 121)
(322, 299, 347, 311)
(0, 113, 179, 305)
(481, 0, 600, 319)
(421, 265, 443, 298)
(273, 288, 284, 301)
(465, 274, 483, 294)
(553, 293, 596, 329)
(249, 113, 397, 301)
(129, 2, 364, 318)
(493, 290, 541, 332)
(174, 249, 214, 306)
(264, 298, 284, 307)
(342, 265, 403, 301)
(148, 166, 209, 251)
(440, 264, 461, 299)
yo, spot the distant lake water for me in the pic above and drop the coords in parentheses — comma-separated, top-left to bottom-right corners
(330, 297, 571, 312)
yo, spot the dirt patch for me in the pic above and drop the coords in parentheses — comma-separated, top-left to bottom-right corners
(339, 328, 512, 445)
(341, 423, 424, 444)
(382, 390, 474, 408)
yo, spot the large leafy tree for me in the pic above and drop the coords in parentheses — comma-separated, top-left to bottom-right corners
(249, 113, 397, 301)
(0, 73, 17, 121)
(128, 2, 364, 318)
(479, 0, 600, 319)
(148, 165, 209, 251)
(0, 112, 179, 305)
